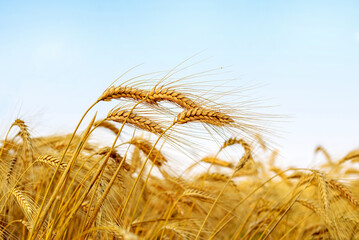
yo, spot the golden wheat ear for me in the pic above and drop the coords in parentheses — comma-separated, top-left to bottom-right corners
(296, 199, 330, 225)
(10, 119, 33, 161)
(98, 85, 148, 102)
(339, 149, 359, 164)
(313, 171, 330, 211)
(315, 146, 332, 164)
(147, 86, 199, 109)
(93, 120, 120, 135)
(12, 119, 31, 145)
(175, 107, 234, 126)
(5, 157, 17, 183)
(106, 108, 164, 135)
(36, 155, 68, 169)
(11, 188, 37, 222)
(220, 137, 252, 171)
(128, 137, 167, 167)
(326, 178, 359, 208)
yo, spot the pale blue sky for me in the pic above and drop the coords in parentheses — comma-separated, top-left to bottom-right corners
(1, 1, 358, 167)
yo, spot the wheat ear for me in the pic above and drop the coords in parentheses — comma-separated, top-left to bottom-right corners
(197, 173, 238, 190)
(12, 188, 34, 217)
(314, 171, 330, 211)
(129, 138, 167, 167)
(6, 157, 17, 183)
(148, 86, 198, 109)
(182, 189, 216, 203)
(98, 85, 147, 102)
(296, 199, 330, 225)
(326, 179, 359, 207)
(94, 120, 120, 135)
(175, 107, 234, 126)
(221, 138, 252, 171)
(12, 119, 31, 146)
(107, 108, 164, 135)
(339, 149, 359, 164)
(37, 155, 68, 169)
(315, 146, 332, 164)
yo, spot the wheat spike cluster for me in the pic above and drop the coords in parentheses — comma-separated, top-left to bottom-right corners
(0, 64, 358, 240)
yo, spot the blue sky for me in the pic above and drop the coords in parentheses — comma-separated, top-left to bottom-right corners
(1, 1, 358, 167)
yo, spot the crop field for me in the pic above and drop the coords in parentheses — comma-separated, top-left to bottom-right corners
(1, 68, 358, 240)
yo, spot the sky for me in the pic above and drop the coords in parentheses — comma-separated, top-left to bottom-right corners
(0, 0, 358, 167)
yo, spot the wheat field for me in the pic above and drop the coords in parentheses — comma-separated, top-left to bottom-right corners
(1, 67, 358, 240)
